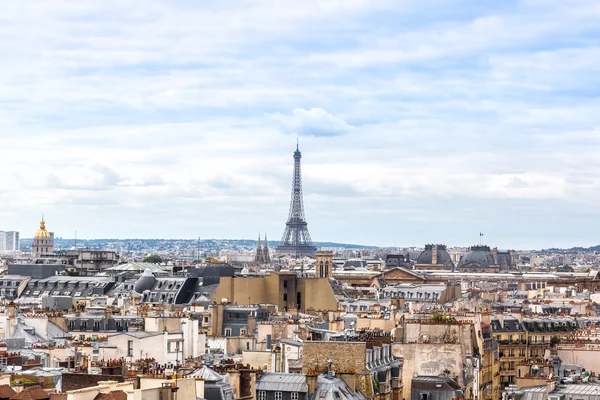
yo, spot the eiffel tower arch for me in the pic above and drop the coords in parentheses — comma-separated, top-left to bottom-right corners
(276, 143, 317, 258)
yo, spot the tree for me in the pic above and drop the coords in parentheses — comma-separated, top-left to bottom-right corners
(142, 255, 163, 264)
(551, 335, 561, 345)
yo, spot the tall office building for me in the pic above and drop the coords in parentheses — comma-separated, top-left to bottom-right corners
(0, 231, 20, 251)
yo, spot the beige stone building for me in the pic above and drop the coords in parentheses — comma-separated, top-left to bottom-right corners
(211, 271, 339, 312)
(302, 341, 402, 400)
(393, 317, 478, 400)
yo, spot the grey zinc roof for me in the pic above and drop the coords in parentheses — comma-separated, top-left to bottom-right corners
(555, 383, 600, 396)
(225, 305, 261, 312)
(190, 366, 225, 382)
(417, 246, 454, 266)
(257, 373, 308, 392)
(457, 245, 496, 268)
(412, 376, 462, 390)
(106, 262, 170, 273)
(45, 321, 69, 339)
(507, 385, 547, 400)
(311, 374, 366, 400)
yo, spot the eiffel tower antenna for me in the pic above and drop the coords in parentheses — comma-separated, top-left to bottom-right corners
(276, 142, 317, 259)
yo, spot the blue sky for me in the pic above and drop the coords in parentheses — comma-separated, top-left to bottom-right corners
(1, 0, 600, 249)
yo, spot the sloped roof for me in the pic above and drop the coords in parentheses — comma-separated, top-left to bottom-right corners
(189, 366, 225, 382)
(106, 262, 169, 273)
(94, 391, 127, 400)
(9, 386, 49, 400)
(411, 376, 462, 391)
(311, 374, 366, 400)
(0, 385, 16, 400)
(10, 321, 46, 344)
(257, 373, 308, 392)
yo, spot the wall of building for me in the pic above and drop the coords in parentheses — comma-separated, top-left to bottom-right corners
(394, 322, 476, 400)
(105, 333, 172, 363)
(144, 317, 183, 332)
(302, 342, 369, 394)
(356, 317, 395, 331)
(212, 273, 338, 311)
(62, 374, 134, 392)
(556, 348, 600, 373)
(226, 336, 256, 355)
(395, 344, 465, 400)
(243, 350, 273, 371)
(295, 278, 338, 311)
(257, 322, 300, 344)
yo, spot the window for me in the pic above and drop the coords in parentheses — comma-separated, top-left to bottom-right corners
(258, 391, 266, 400)
(240, 328, 247, 335)
(275, 392, 283, 400)
(225, 328, 232, 337)
(169, 340, 181, 353)
(421, 394, 428, 400)
(283, 293, 288, 302)
(291, 393, 299, 400)
(127, 340, 134, 356)
(283, 280, 288, 288)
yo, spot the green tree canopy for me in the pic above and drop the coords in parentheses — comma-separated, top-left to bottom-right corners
(142, 254, 163, 264)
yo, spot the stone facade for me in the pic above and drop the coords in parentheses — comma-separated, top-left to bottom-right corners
(212, 271, 338, 312)
(302, 341, 401, 400)
(393, 321, 478, 400)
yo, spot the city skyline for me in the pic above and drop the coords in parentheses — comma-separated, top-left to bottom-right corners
(1, 1, 600, 249)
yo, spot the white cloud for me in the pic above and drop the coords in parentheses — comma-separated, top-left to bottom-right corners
(267, 108, 353, 137)
(1, 0, 600, 248)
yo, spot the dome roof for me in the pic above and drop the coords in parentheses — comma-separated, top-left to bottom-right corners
(33, 217, 51, 239)
(133, 269, 157, 294)
(457, 245, 496, 268)
(417, 244, 454, 266)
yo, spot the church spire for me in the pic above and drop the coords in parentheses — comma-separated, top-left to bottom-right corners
(255, 233, 264, 263)
(263, 233, 270, 264)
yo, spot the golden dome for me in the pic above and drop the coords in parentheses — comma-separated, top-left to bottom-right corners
(34, 216, 51, 239)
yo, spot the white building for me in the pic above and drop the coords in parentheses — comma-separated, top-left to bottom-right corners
(99, 318, 204, 365)
(0, 231, 19, 251)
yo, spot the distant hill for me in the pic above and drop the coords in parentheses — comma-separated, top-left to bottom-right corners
(18, 238, 377, 251)
(542, 245, 600, 253)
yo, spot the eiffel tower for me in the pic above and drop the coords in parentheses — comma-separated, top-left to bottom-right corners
(276, 142, 317, 258)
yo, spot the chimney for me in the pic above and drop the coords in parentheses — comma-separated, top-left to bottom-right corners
(227, 370, 241, 399)
(248, 315, 257, 336)
(306, 372, 318, 397)
(492, 248, 498, 264)
(338, 371, 356, 392)
(7, 302, 16, 317)
(432, 245, 438, 265)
